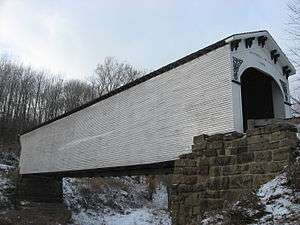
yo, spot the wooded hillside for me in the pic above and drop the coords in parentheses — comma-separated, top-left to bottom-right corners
(0, 56, 143, 143)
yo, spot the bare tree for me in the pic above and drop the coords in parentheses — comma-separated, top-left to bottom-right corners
(91, 57, 144, 97)
(63, 79, 95, 112)
(287, 0, 300, 116)
(0, 56, 145, 143)
(287, 0, 300, 67)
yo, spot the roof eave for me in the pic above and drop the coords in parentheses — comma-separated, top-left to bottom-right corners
(226, 30, 296, 75)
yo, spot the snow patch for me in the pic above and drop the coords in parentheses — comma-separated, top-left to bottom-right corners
(256, 172, 300, 223)
(0, 164, 13, 172)
(63, 177, 171, 225)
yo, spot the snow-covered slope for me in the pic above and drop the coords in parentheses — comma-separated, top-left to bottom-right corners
(200, 172, 300, 225)
(256, 172, 300, 224)
(0, 151, 17, 210)
(63, 176, 171, 225)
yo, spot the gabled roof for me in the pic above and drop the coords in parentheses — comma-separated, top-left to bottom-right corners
(21, 30, 296, 135)
(226, 30, 296, 74)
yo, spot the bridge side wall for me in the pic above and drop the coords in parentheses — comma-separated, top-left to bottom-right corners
(20, 45, 234, 174)
(170, 123, 299, 225)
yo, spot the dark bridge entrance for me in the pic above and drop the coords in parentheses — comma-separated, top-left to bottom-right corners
(241, 68, 284, 131)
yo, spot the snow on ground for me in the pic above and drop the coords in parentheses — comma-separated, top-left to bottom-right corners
(0, 164, 13, 172)
(63, 177, 171, 225)
(256, 172, 300, 224)
(0, 159, 15, 210)
(72, 207, 170, 225)
(0, 177, 11, 203)
(200, 172, 300, 225)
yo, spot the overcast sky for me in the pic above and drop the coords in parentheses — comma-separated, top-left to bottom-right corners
(0, 0, 299, 90)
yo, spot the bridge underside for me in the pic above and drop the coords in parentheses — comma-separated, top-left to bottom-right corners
(21, 160, 175, 178)
(18, 160, 174, 204)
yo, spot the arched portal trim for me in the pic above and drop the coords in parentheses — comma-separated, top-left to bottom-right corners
(240, 67, 285, 131)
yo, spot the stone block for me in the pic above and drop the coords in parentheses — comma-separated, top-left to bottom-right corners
(273, 147, 290, 161)
(184, 192, 199, 206)
(270, 131, 287, 142)
(295, 178, 300, 191)
(247, 142, 269, 151)
(208, 176, 230, 190)
(182, 175, 198, 185)
(247, 135, 269, 145)
(224, 139, 246, 149)
(218, 148, 225, 156)
(197, 165, 209, 175)
(222, 164, 249, 176)
(192, 144, 206, 155)
(197, 158, 209, 167)
(206, 198, 224, 210)
(207, 141, 223, 150)
(223, 132, 244, 141)
(269, 161, 287, 173)
(225, 147, 234, 155)
(254, 151, 272, 162)
(193, 134, 208, 144)
(246, 127, 266, 136)
(229, 174, 253, 189)
(182, 167, 197, 175)
(192, 206, 202, 215)
(192, 183, 207, 192)
(207, 134, 224, 142)
(214, 156, 236, 166)
(270, 123, 297, 133)
(173, 167, 184, 175)
(237, 152, 254, 164)
(204, 149, 218, 157)
(253, 174, 276, 187)
(202, 190, 221, 199)
(221, 189, 243, 202)
(209, 166, 221, 177)
(249, 162, 269, 174)
(175, 158, 197, 167)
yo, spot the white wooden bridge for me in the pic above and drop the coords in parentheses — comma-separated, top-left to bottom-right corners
(19, 30, 295, 176)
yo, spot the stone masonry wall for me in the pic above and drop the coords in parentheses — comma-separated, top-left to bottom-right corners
(170, 123, 299, 225)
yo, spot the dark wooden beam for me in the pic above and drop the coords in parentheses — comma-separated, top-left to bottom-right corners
(245, 37, 255, 48)
(271, 50, 280, 64)
(232, 80, 241, 85)
(20, 160, 175, 178)
(257, 36, 268, 48)
(231, 39, 241, 51)
(282, 66, 291, 79)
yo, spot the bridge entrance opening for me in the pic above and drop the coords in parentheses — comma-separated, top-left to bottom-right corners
(241, 68, 285, 131)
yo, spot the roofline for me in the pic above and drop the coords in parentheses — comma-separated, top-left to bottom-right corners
(20, 30, 295, 135)
(21, 36, 229, 135)
(226, 30, 296, 74)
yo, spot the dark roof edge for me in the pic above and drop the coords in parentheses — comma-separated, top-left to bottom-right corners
(21, 30, 268, 135)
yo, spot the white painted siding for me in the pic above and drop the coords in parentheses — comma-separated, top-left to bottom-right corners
(20, 45, 234, 174)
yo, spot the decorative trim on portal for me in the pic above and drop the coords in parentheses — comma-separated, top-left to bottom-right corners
(232, 80, 241, 85)
(258, 36, 268, 48)
(271, 50, 280, 64)
(245, 37, 255, 48)
(284, 101, 292, 106)
(282, 66, 291, 79)
(232, 57, 243, 80)
(230, 39, 241, 51)
(280, 79, 289, 101)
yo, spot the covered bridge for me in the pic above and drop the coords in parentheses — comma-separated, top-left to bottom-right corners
(19, 30, 296, 177)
